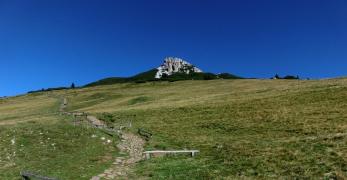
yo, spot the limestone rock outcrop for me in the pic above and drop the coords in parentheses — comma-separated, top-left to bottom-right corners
(155, 57, 202, 79)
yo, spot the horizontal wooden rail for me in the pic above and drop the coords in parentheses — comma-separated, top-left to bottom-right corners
(143, 150, 200, 159)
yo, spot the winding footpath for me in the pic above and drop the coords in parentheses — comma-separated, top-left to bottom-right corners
(59, 97, 145, 180)
(92, 132, 145, 180)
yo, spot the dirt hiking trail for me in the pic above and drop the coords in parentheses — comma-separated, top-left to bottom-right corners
(59, 97, 145, 180)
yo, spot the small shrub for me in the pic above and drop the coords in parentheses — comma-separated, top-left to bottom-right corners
(128, 96, 150, 105)
(98, 113, 115, 125)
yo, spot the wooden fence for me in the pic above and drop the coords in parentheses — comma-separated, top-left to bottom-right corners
(143, 150, 200, 159)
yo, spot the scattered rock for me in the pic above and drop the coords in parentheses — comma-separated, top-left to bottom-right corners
(91, 176, 100, 180)
(92, 132, 145, 179)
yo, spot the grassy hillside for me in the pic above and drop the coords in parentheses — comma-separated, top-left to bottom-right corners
(63, 79, 347, 179)
(1, 79, 346, 179)
(0, 93, 118, 179)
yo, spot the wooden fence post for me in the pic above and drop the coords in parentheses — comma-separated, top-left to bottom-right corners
(145, 153, 151, 160)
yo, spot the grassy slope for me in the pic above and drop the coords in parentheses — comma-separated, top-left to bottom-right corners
(1, 79, 346, 179)
(63, 79, 347, 179)
(0, 93, 118, 179)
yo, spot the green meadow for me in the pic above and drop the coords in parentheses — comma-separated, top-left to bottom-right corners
(0, 94, 118, 179)
(1, 79, 346, 179)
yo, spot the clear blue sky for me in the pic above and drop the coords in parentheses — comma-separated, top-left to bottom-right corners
(1, 0, 346, 96)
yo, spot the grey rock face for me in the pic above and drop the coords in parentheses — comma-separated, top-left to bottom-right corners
(155, 57, 202, 79)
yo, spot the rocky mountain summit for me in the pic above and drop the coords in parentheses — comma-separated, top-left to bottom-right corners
(155, 57, 202, 79)
(84, 57, 241, 87)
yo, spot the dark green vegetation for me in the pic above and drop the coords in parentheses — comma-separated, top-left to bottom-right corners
(85, 68, 242, 87)
(218, 72, 243, 79)
(28, 87, 70, 94)
(85, 69, 159, 87)
(28, 83, 76, 94)
(273, 74, 300, 79)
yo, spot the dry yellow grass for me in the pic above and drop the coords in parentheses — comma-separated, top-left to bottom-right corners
(65, 78, 347, 113)
(0, 94, 59, 125)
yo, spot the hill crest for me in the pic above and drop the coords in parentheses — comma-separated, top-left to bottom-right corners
(84, 57, 242, 87)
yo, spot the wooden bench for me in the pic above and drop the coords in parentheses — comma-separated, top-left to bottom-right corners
(21, 171, 58, 180)
(143, 150, 200, 159)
